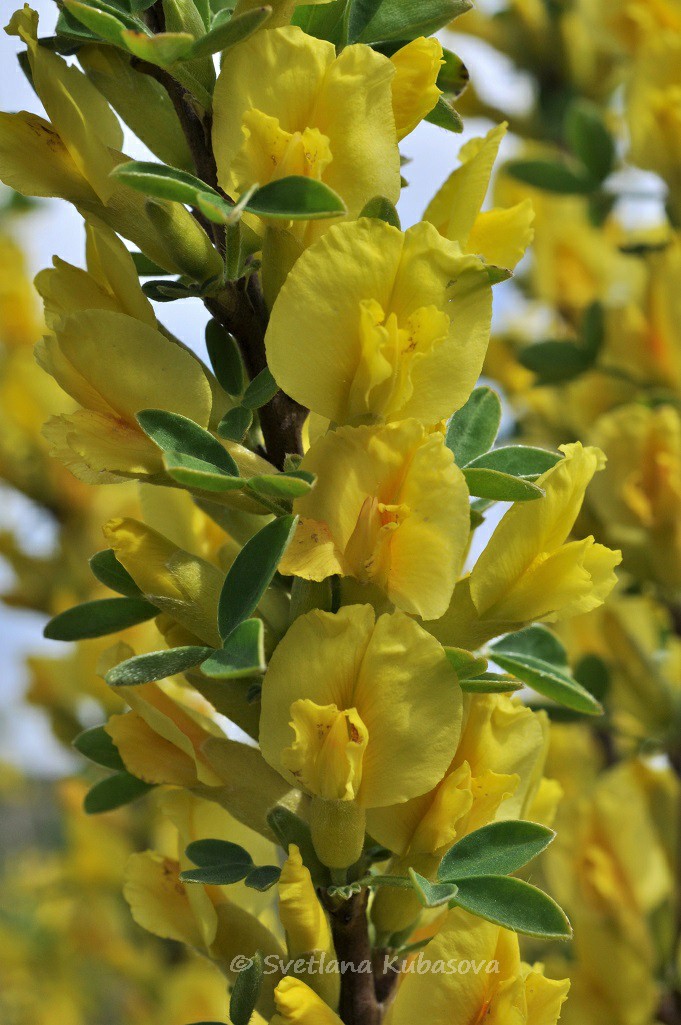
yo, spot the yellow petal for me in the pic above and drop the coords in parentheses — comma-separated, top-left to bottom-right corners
(424, 123, 507, 247)
(390, 37, 443, 140)
(469, 443, 621, 623)
(124, 850, 207, 949)
(465, 200, 535, 270)
(271, 977, 343, 1025)
(523, 965, 570, 1024)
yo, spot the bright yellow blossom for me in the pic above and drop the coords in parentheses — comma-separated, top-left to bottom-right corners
(266, 218, 492, 426)
(384, 909, 570, 1025)
(425, 122, 535, 270)
(628, 32, 681, 212)
(279, 420, 470, 620)
(432, 443, 621, 647)
(212, 26, 400, 246)
(390, 37, 444, 141)
(260, 604, 462, 865)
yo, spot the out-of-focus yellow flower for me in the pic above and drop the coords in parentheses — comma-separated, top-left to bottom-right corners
(390, 37, 443, 141)
(212, 26, 400, 247)
(384, 909, 570, 1025)
(279, 420, 469, 620)
(432, 443, 621, 647)
(266, 219, 492, 426)
(260, 604, 461, 866)
(425, 122, 534, 270)
(0, 230, 41, 348)
(588, 403, 681, 590)
(628, 32, 681, 211)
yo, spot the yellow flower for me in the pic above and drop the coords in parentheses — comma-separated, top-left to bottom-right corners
(212, 26, 400, 246)
(432, 443, 621, 648)
(35, 220, 155, 330)
(369, 694, 554, 935)
(628, 31, 681, 209)
(424, 122, 535, 270)
(588, 403, 681, 591)
(390, 37, 443, 140)
(278, 844, 339, 1007)
(383, 909, 569, 1025)
(266, 219, 492, 426)
(104, 516, 223, 646)
(279, 420, 469, 620)
(260, 604, 462, 866)
(0, 12, 221, 279)
(36, 309, 220, 486)
(271, 977, 342, 1025)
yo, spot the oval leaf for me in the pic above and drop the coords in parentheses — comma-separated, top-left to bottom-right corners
(465, 446, 561, 480)
(218, 516, 297, 641)
(200, 618, 265, 679)
(243, 176, 347, 220)
(89, 549, 142, 597)
(73, 725, 126, 771)
(84, 772, 154, 814)
(438, 821, 555, 882)
(137, 409, 239, 476)
(445, 386, 501, 468)
(106, 646, 212, 687)
(463, 467, 544, 502)
(242, 367, 279, 410)
(452, 875, 572, 940)
(44, 597, 157, 641)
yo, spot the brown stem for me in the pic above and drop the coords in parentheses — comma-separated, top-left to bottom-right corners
(327, 890, 382, 1025)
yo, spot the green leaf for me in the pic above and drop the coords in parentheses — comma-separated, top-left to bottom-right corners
(217, 406, 253, 442)
(565, 100, 615, 184)
(247, 472, 314, 500)
(205, 320, 245, 397)
(244, 865, 281, 890)
(243, 176, 347, 220)
(292, 0, 347, 43)
(355, 0, 472, 42)
(574, 653, 610, 702)
(452, 875, 572, 939)
(437, 48, 469, 98)
(189, 5, 271, 58)
(89, 549, 142, 597)
(505, 158, 596, 195)
(44, 597, 157, 641)
(491, 629, 603, 715)
(347, 0, 383, 42)
(465, 446, 561, 481)
(463, 467, 544, 502)
(218, 516, 297, 641)
(73, 725, 125, 771)
(408, 869, 458, 908)
(200, 618, 265, 679)
(110, 159, 219, 207)
(267, 806, 328, 884)
(84, 772, 154, 814)
(137, 409, 239, 476)
(62, 0, 141, 45)
(241, 367, 279, 410)
(163, 450, 245, 492)
(445, 386, 501, 468)
(105, 646, 213, 687)
(183, 839, 259, 886)
(230, 951, 264, 1025)
(360, 196, 401, 229)
(438, 821, 555, 882)
(518, 340, 592, 384)
(493, 624, 567, 665)
(425, 95, 463, 134)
